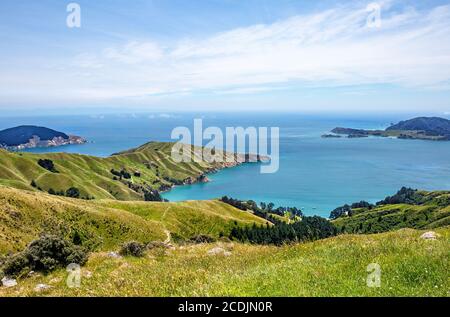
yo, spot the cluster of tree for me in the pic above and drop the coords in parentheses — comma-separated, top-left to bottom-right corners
(46, 186, 93, 200)
(375, 187, 424, 205)
(260, 202, 303, 218)
(110, 168, 131, 180)
(329, 187, 427, 220)
(37, 159, 58, 173)
(31, 180, 88, 199)
(329, 204, 352, 220)
(220, 196, 303, 223)
(230, 216, 337, 246)
(143, 188, 165, 202)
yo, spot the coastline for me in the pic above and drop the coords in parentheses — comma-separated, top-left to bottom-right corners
(1, 135, 87, 151)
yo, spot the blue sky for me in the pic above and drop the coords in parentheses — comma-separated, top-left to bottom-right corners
(0, 0, 450, 114)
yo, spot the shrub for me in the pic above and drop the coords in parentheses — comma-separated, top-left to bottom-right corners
(1, 235, 88, 277)
(119, 241, 146, 257)
(144, 189, 163, 202)
(65, 187, 80, 198)
(38, 159, 58, 173)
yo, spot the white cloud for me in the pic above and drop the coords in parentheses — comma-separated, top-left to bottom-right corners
(2, 1, 450, 107)
(103, 41, 164, 64)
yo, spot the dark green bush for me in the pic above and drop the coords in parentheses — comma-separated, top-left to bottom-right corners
(1, 235, 88, 277)
(37, 159, 58, 173)
(119, 241, 146, 257)
(65, 187, 80, 198)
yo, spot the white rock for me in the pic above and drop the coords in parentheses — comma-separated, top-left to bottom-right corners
(207, 247, 231, 256)
(420, 231, 439, 240)
(1, 277, 17, 288)
(34, 283, 52, 292)
(107, 251, 122, 258)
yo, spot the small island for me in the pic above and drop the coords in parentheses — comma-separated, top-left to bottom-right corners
(0, 125, 86, 151)
(329, 117, 450, 141)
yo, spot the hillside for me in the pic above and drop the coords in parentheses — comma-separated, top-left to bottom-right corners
(332, 189, 450, 233)
(0, 142, 251, 201)
(0, 126, 69, 146)
(1, 227, 448, 296)
(386, 117, 450, 137)
(330, 117, 450, 140)
(0, 186, 266, 254)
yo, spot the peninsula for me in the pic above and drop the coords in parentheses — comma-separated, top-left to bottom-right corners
(0, 125, 86, 151)
(325, 117, 450, 140)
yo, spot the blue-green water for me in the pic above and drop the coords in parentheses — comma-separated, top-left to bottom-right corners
(1, 113, 449, 217)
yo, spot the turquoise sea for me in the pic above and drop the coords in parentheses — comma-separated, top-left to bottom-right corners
(1, 113, 449, 217)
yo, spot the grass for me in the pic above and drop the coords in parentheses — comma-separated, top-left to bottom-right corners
(0, 142, 241, 201)
(0, 186, 266, 254)
(0, 227, 448, 297)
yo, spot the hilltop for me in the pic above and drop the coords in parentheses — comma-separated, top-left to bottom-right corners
(328, 117, 450, 140)
(0, 125, 86, 150)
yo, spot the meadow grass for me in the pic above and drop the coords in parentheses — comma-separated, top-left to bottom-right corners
(1, 227, 447, 297)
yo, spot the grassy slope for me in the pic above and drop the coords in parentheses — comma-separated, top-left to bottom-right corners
(0, 142, 235, 201)
(0, 186, 266, 254)
(1, 227, 448, 297)
(333, 191, 450, 233)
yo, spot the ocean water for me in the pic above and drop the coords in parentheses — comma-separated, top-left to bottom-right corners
(1, 112, 449, 217)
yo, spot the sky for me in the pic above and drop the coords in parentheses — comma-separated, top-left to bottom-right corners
(0, 0, 450, 115)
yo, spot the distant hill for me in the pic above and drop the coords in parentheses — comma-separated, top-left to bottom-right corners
(386, 117, 450, 137)
(330, 116, 450, 140)
(0, 125, 69, 146)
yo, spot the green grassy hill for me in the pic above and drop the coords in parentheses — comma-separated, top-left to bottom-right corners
(1, 227, 448, 297)
(0, 142, 241, 201)
(333, 190, 450, 233)
(0, 186, 266, 254)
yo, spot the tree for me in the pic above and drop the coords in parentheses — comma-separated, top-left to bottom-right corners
(65, 187, 80, 198)
(38, 159, 58, 173)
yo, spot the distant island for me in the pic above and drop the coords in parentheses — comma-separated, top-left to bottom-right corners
(0, 125, 86, 151)
(323, 117, 450, 141)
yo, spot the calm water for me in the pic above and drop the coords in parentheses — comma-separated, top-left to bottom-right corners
(1, 113, 449, 217)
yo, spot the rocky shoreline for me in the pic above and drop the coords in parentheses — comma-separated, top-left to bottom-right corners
(0, 135, 87, 151)
(160, 153, 270, 193)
